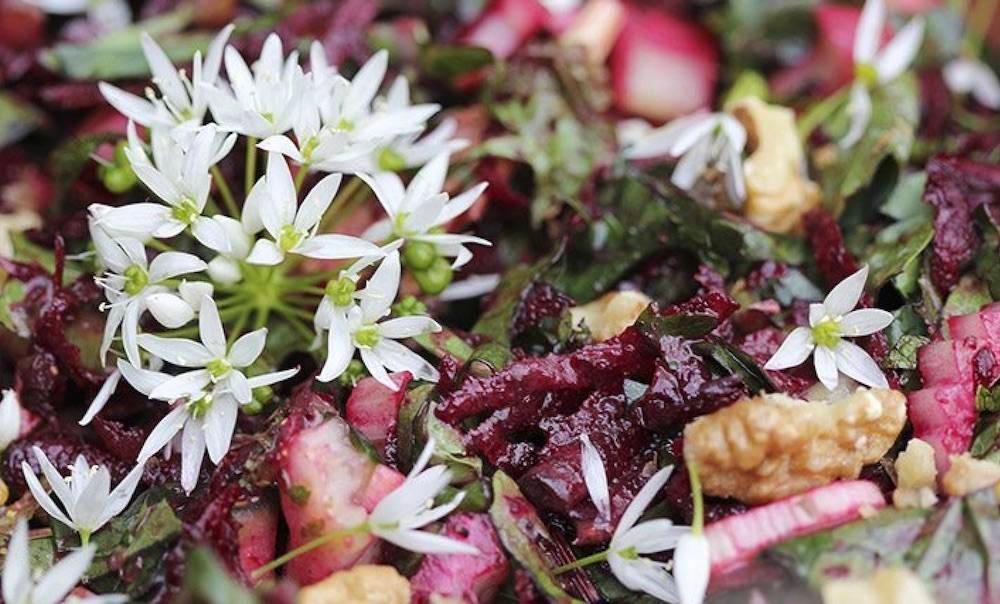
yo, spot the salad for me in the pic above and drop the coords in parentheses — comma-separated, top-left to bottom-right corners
(0, 0, 998, 602)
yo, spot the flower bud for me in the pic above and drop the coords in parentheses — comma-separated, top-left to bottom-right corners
(413, 257, 453, 295)
(402, 241, 437, 271)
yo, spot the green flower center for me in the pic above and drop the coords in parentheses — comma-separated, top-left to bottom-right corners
(353, 325, 381, 348)
(187, 393, 213, 419)
(855, 62, 879, 88)
(206, 358, 232, 379)
(278, 224, 304, 252)
(617, 546, 639, 561)
(170, 197, 200, 225)
(262, 112, 275, 124)
(812, 317, 842, 348)
(324, 276, 356, 307)
(377, 147, 406, 172)
(336, 117, 354, 132)
(123, 264, 149, 295)
(302, 136, 320, 162)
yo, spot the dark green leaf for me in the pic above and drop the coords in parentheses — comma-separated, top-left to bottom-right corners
(419, 45, 494, 79)
(697, 338, 777, 393)
(48, 134, 119, 206)
(634, 307, 718, 340)
(886, 333, 930, 370)
(865, 220, 933, 295)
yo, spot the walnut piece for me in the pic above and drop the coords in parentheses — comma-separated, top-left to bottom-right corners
(569, 290, 651, 342)
(892, 438, 938, 509)
(730, 97, 820, 235)
(821, 567, 935, 604)
(684, 388, 907, 504)
(297, 565, 410, 604)
(941, 454, 1000, 498)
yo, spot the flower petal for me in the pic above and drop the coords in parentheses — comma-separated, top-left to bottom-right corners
(834, 340, 889, 389)
(31, 545, 95, 604)
(377, 316, 440, 339)
(608, 555, 679, 604)
(674, 533, 711, 604)
(814, 344, 840, 391)
(180, 417, 207, 494)
(100, 462, 144, 527)
(32, 447, 73, 511)
(617, 519, 688, 555)
(371, 339, 439, 384)
(228, 328, 267, 367)
(198, 296, 226, 358)
(2, 521, 31, 604)
(203, 395, 238, 463)
(376, 528, 480, 556)
(317, 311, 355, 383)
(80, 369, 121, 426)
(614, 465, 674, 543)
(823, 265, 868, 318)
(580, 434, 611, 520)
(138, 406, 188, 460)
(295, 173, 342, 231)
(874, 17, 924, 83)
(360, 347, 392, 390)
(247, 367, 299, 389)
(21, 462, 74, 528)
(763, 327, 815, 371)
(246, 239, 285, 265)
(116, 358, 169, 396)
(360, 252, 401, 323)
(137, 334, 213, 367)
(148, 251, 207, 282)
(853, 0, 886, 64)
(841, 82, 872, 149)
(295, 233, 382, 260)
(145, 292, 195, 329)
(839, 308, 894, 337)
(98, 82, 161, 126)
(149, 369, 212, 402)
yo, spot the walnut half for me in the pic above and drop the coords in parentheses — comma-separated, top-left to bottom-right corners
(684, 388, 907, 504)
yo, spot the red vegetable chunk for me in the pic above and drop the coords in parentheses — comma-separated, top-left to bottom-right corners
(410, 513, 510, 604)
(907, 383, 977, 475)
(345, 371, 411, 454)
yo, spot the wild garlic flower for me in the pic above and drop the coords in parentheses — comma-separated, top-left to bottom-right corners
(624, 112, 746, 207)
(245, 153, 383, 265)
(764, 265, 893, 391)
(360, 152, 490, 269)
(313, 241, 403, 336)
(0, 389, 21, 452)
(120, 358, 296, 494)
(22, 447, 144, 543)
(842, 0, 924, 148)
(201, 33, 306, 139)
(136, 296, 288, 405)
(2, 520, 112, 604)
(204, 215, 254, 285)
(91, 222, 206, 366)
(98, 123, 235, 251)
(674, 532, 711, 604)
(23, 0, 130, 31)
(317, 252, 440, 389)
(367, 438, 479, 555)
(943, 58, 1000, 110)
(98, 26, 233, 129)
(580, 448, 691, 604)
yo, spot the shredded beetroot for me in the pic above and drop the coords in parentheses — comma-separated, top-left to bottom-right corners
(510, 282, 575, 340)
(925, 159, 981, 292)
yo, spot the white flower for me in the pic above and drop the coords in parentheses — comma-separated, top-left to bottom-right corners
(80, 370, 121, 427)
(245, 152, 383, 265)
(136, 296, 288, 405)
(0, 389, 21, 452)
(317, 252, 441, 389)
(22, 0, 130, 30)
(2, 520, 106, 604)
(204, 216, 253, 285)
(91, 221, 206, 366)
(582, 454, 689, 603)
(674, 533, 710, 604)
(22, 447, 144, 542)
(360, 152, 490, 269)
(943, 58, 1000, 110)
(97, 123, 234, 251)
(120, 359, 296, 494)
(842, 0, 924, 148)
(312, 241, 403, 336)
(201, 33, 307, 138)
(764, 265, 893, 391)
(624, 112, 746, 207)
(98, 25, 233, 128)
(367, 438, 478, 555)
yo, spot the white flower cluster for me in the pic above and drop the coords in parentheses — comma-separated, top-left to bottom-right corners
(69, 28, 490, 500)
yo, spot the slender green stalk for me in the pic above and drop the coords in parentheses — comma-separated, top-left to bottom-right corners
(688, 459, 704, 535)
(251, 523, 370, 580)
(797, 87, 849, 141)
(318, 177, 365, 232)
(245, 137, 258, 195)
(211, 165, 240, 218)
(552, 549, 609, 574)
(227, 310, 250, 347)
(146, 239, 173, 253)
(294, 164, 310, 193)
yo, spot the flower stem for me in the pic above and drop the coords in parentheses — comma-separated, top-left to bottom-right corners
(245, 137, 258, 196)
(80, 530, 91, 547)
(251, 523, 370, 580)
(552, 549, 609, 574)
(227, 310, 250, 347)
(688, 458, 704, 536)
(318, 176, 365, 233)
(211, 165, 240, 218)
(146, 239, 173, 253)
(797, 87, 849, 141)
(294, 164, 310, 193)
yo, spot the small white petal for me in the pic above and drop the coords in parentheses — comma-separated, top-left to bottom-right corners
(3, 521, 31, 604)
(116, 359, 169, 396)
(138, 406, 188, 460)
(31, 545, 95, 604)
(814, 345, 840, 391)
(145, 292, 195, 329)
(763, 327, 815, 371)
(674, 533, 711, 604)
(247, 367, 299, 389)
(198, 296, 226, 358)
(834, 340, 889, 389)
(317, 311, 354, 382)
(99, 462, 145, 527)
(376, 528, 480, 556)
(180, 418, 207, 494)
(371, 340, 439, 384)
(147, 251, 207, 283)
(80, 370, 121, 426)
(853, 0, 886, 64)
(203, 395, 238, 463)
(360, 252, 401, 323)
(295, 233, 382, 260)
(150, 369, 212, 402)
(22, 462, 74, 528)
(137, 335, 213, 367)
(228, 328, 267, 367)
(839, 308, 894, 337)
(377, 316, 440, 339)
(823, 265, 869, 318)
(580, 434, 611, 520)
(295, 173, 342, 231)
(608, 555, 679, 604)
(614, 465, 674, 543)
(360, 347, 392, 390)
(841, 83, 872, 149)
(874, 17, 924, 83)
(246, 239, 285, 265)
(0, 389, 23, 450)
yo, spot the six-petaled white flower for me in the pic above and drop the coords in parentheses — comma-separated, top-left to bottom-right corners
(842, 0, 924, 148)
(367, 438, 479, 555)
(944, 58, 1000, 110)
(22, 447, 144, 544)
(764, 265, 893, 391)
(580, 442, 693, 604)
(312, 241, 403, 339)
(98, 123, 234, 250)
(136, 296, 286, 405)
(0, 389, 21, 452)
(360, 152, 489, 268)
(624, 112, 747, 207)
(99, 26, 233, 129)
(245, 152, 384, 265)
(91, 220, 206, 366)
(317, 252, 440, 389)
(1, 520, 123, 604)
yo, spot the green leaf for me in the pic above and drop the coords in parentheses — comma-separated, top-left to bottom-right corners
(176, 547, 260, 604)
(942, 276, 992, 320)
(633, 308, 718, 340)
(0, 92, 45, 149)
(865, 220, 933, 295)
(880, 171, 929, 223)
(39, 10, 209, 80)
(886, 333, 930, 370)
(48, 134, 119, 206)
(821, 75, 920, 201)
(697, 338, 776, 393)
(489, 471, 581, 604)
(419, 45, 494, 79)
(473, 252, 559, 346)
(0, 280, 26, 333)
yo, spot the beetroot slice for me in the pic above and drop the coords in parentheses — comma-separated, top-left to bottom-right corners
(706, 480, 886, 575)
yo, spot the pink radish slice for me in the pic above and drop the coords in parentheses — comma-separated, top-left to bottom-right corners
(233, 497, 280, 581)
(410, 513, 510, 604)
(907, 383, 976, 475)
(706, 480, 886, 575)
(947, 313, 986, 342)
(609, 6, 718, 122)
(458, 0, 550, 59)
(917, 340, 964, 386)
(345, 372, 411, 455)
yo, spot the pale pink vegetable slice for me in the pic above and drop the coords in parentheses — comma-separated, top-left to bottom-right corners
(907, 383, 976, 474)
(705, 480, 886, 574)
(345, 371, 411, 454)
